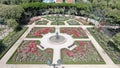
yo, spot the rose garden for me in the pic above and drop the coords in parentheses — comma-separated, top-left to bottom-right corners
(7, 15, 106, 64)
(0, 1, 120, 68)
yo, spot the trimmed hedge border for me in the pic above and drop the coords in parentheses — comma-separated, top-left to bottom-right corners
(21, 2, 89, 10)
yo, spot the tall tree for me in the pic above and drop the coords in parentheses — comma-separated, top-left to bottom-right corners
(0, 4, 24, 19)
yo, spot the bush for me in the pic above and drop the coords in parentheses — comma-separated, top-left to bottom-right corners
(113, 32, 120, 50)
(20, 2, 89, 14)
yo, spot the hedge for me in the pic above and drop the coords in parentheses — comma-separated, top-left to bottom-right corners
(21, 2, 89, 10)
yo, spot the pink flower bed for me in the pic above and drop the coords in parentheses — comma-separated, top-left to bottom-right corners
(63, 41, 88, 57)
(66, 50, 74, 57)
(17, 41, 37, 54)
(61, 41, 104, 64)
(60, 27, 87, 38)
(77, 41, 87, 46)
(9, 40, 53, 63)
(28, 16, 41, 25)
(27, 27, 55, 38)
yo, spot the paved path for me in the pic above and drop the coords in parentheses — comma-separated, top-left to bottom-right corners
(0, 15, 120, 68)
(52, 49, 61, 64)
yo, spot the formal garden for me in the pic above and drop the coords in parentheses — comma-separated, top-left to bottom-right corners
(0, 1, 120, 68)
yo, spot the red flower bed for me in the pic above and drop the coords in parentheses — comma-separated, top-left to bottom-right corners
(61, 41, 104, 64)
(17, 41, 38, 54)
(77, 41, 86, 46)
(27, 27, 55, 38)
(61, 28, 66, 33)
(66, 50, 74, 57)
(61, 27, 87, 38)
(28, 17, 41, 24)
(26, 41, 37, 53)
(11, 40, 54, 63)
(46, 49, 52, 54)
(74, 47, 80, 51)
(40, 27, 52, 34)
(34, 32, 42, 37)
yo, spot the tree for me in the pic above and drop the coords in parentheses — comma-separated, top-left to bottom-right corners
(54, 7, 60, 14)
(0, 4, 24, 19)
(0, 0, 22, 5)
(113, 32, 120, 50)
(60, 7, 65, 14)
(67, 7, 77, 18)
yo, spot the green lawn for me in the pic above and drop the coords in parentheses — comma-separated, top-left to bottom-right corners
(51, 21, 65, 25)
(35, 20, 48, 25)
(67, 20, 80, 25)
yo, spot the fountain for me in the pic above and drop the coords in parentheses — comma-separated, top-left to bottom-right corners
(49, 34, 66, 44)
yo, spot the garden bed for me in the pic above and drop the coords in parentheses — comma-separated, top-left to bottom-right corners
(61, 41, 105, 64)
(51, 21, 65, 25)
(67, 20, 80, 25)
(60, 27, 88, 38)
(27, 27, 55, 38)
(88, 28, 120, 64)
(35, 19, 48, 25)
(75, 18, 89, 25)
(7, 40, 53, 64)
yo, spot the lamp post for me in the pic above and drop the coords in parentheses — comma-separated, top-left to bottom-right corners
(46, 59, 62, 68)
